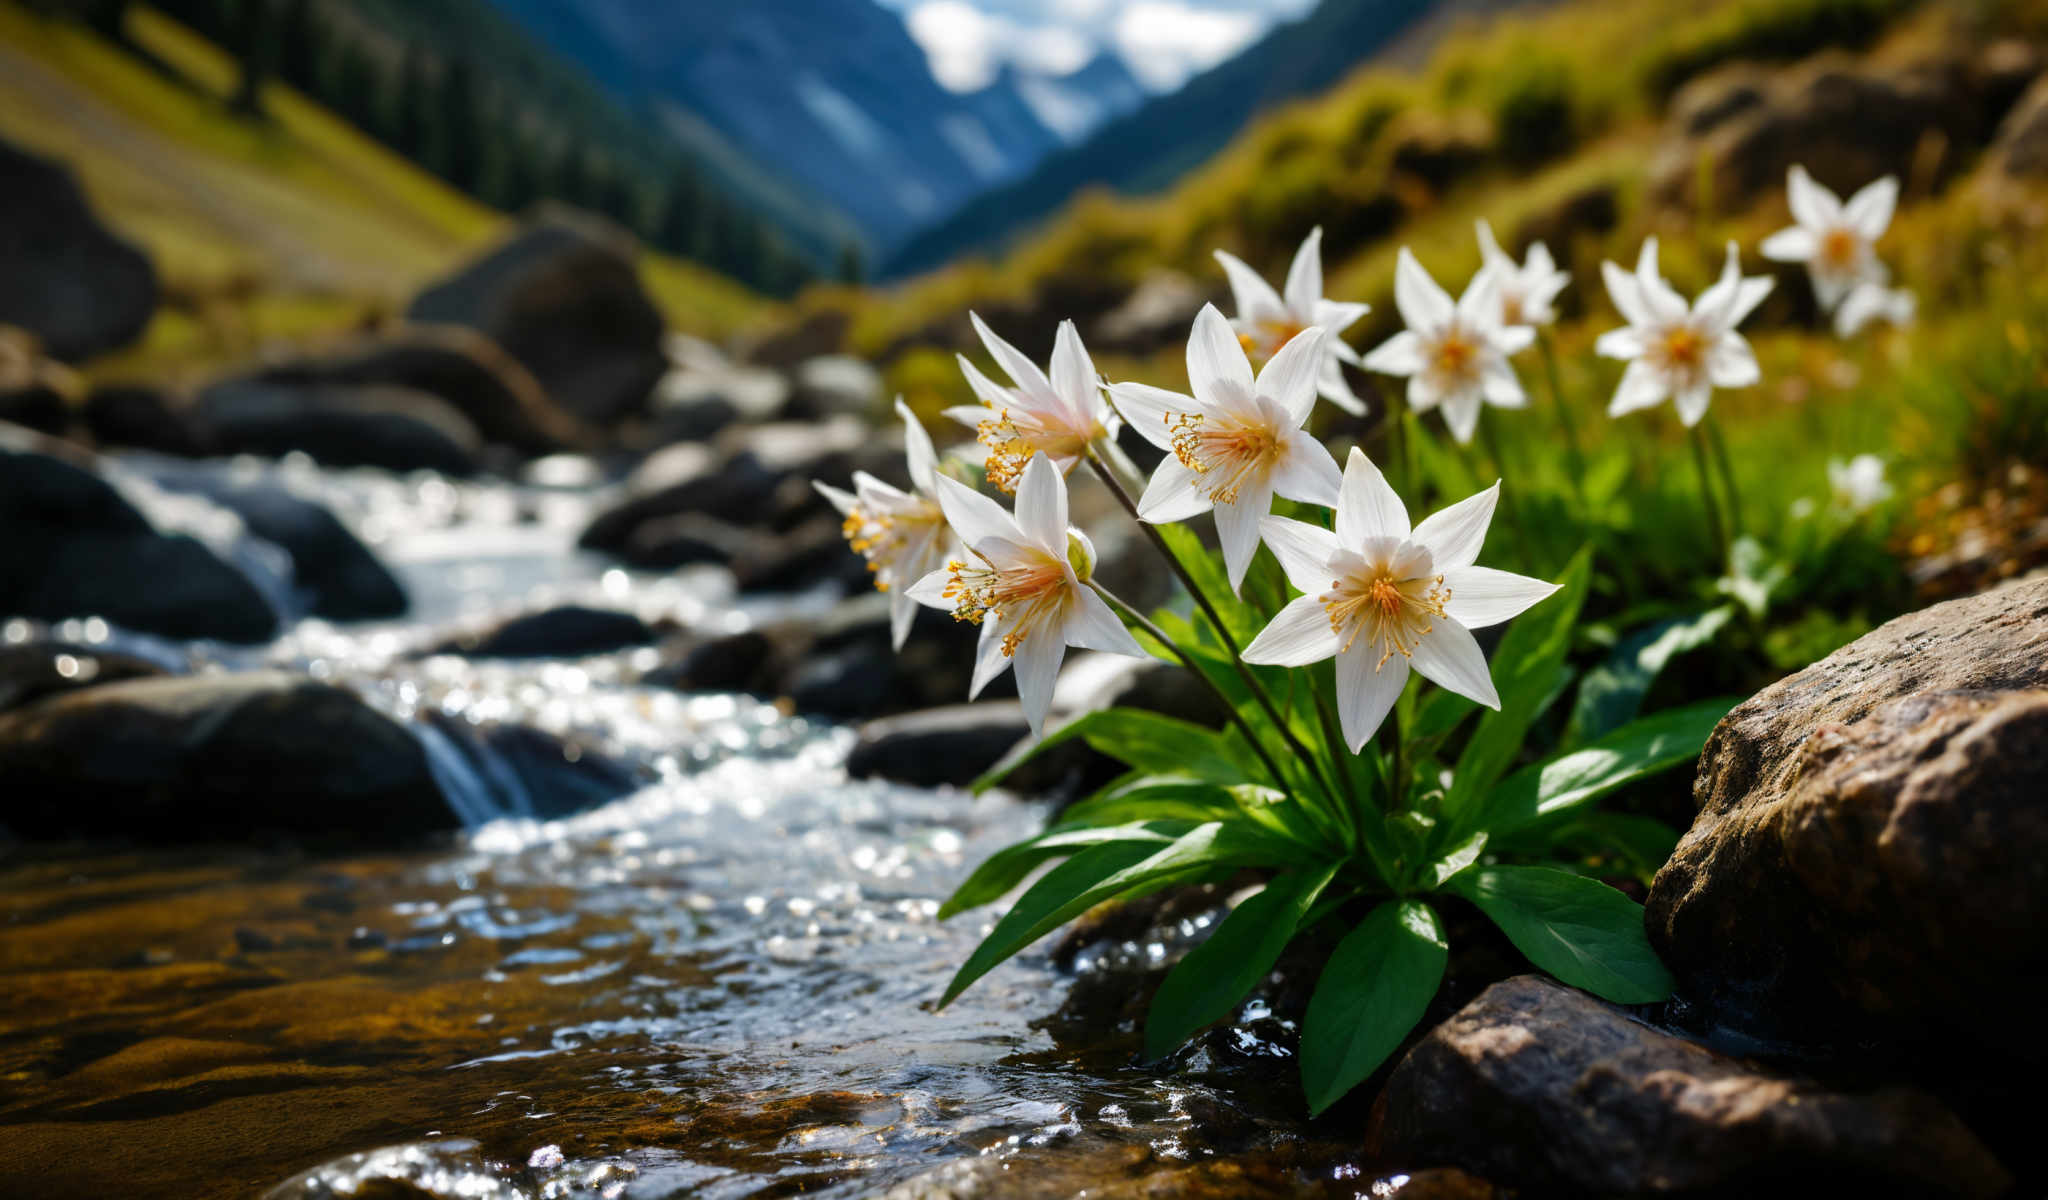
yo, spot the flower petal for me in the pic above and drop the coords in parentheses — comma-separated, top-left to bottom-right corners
(1410, 481, 1498, 570)
(934, 472, 1022, 552)
(1271, 429, 1343, 507)
(1441, 388, 1483, 445)
(1336, 445, 1409, 543)
(1214, 490, 1269, 594)
(1214, 248, 1286, 322)
(1284, 226, 1325, 317)
(1787, 163, 1842, 230)
(1107, 381, 1190, 451)
(1706, 333, 1760, 388)
(1475, 218, 1509, 268)
(888, 587, 919, 651)
(1012, 624, 1067, 737)
(1844, 174, 1897, 241)
(1257, 326, 1328, 426)
(1673, 382, 1713, 427)
(1495, 324, 1535, 356)
(813, 479, 858, 516)
(1259, 515, 1340, 593)
(1363, 329, 1425, 376)
(1394, 246, 1455, 333)
(1759, 226, 1817, 263)
(908, 567, 954, 611)
(1442, 565, 1559, 629)
(1243, 594, 1341, 666)
(971, 311, 1052, 397)
(1316, 358, 1367, 415)
(1608, 359, 1669, 417)
(1410, 619, 1499, 709)
(1313, 299, 1371, 334)
(1635, 240, 1688, 324)
(896, 397, 941, 495)
(1594, 325, 1647, 360)
(1188, 303, 1256, 409)
(1138, 457, 1214, 523)
(1456, 265, 1503, 328)
(1050, 319, 1099, 427)
(1601, 259, 1650, 328)
(1336, 646, 1408, 750)
(956, 355, 1015, 411)
(1013, 452, 1068, 551)
(969, 617, 1011, 698)
(1480, 356, 1526, 408)
(1065, 585, 1145, 657)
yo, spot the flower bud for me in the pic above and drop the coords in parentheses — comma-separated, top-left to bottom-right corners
(1065, 528, 1097, 581)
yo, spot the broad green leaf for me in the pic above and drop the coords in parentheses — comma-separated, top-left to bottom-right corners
(1057, 776, 1241, 830)
(1565, 608, 1733, 746)
(1228, 784, 1325, 847)
(1476, 697, 1736, 837)
(938, 822, 1290, 1007)
(1410, 686, 1476, 744)
(1143, 863, 1341, 1060)
(935, 820, 1190, 919)
(1531, 812, 1683, 884)
(1450, 865, 1672, 1004)
(1444, 549, 1592, 827)
(1422, 831, 1487, 890)
(971, 707, 1243, 792)
(1301, 899, 1447, 1115)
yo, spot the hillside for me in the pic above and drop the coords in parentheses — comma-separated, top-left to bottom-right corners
(882, 0, 1436, 277)
(0, 1, 768, 380)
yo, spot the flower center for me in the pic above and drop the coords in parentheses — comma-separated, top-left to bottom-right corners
(942, 553, 1070, 656)
(840, 498, 944, 591)
(1169, 411, 1279, 505)
(1658, 325, 1706, 372)
(1429, 328, 1480, 386)
(1238, 318, 1306, 363)
(1321, 563, 1451, 670)
(1819, 227, 1860, 269)
(977, 409, 1096, 493)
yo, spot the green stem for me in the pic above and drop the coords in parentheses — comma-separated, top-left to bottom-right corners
(1688, 424, 1730, 568)
(1478, 414, 1532, 553)
(1704, 415, 1743, 541)
(1084, 450, 1345, 809)
(1537, 330, 1589, 509)
(1086, 580, 1291, 796)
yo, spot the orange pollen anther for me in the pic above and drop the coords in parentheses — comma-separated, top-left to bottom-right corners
(1321, 567, 1452, 670)
(1168, 412, 1279, 505)
(975, 409, 1095, 494)
(941, 555, 1069, 656)
(1820, 227, 1860, 268)
(1660, 327, 1705, 371)
(1431, 332, 1477, 380)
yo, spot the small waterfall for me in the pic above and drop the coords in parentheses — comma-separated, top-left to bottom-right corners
(413, 719, 517, 829)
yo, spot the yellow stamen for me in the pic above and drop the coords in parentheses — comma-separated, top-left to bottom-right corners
(1168, 411, 1280, 505)
(1239, 318, 1307, 363)
(838, 499, 943, 592)
(941, 555, 1070, 656)
(1322, 566, 1451, 670)
(975, 408, 1096, 494)
(1431, 332, 1477, 380)
(1659, 326, 1705, 371)
(1819, 227, 1860, 269)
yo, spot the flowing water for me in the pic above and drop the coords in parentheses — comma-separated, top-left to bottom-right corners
(0, 457, 1402, 1199)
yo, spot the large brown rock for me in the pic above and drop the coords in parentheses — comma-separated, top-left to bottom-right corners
(0, 138, 156, 362)
(407, 216, 667, 426)
(1370, 976, 2010, 1199)
(1647, 575, 2048, 1050)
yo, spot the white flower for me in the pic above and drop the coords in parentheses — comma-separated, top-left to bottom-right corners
(1107, 305, 1343, 592)
(1827, 454, 1891, 514)
(1759, 165, 1897, 312)
(814, 399, 962, 650)
(1833, 281, 1916, 338)
(1475, 219, 1569, 329)
(1596, 238, 1772, 427)
(1361, 248, 1534, 445)
(1241, 448, 1557, 750)
(1213, 226, 1373, 415)
(907, 452, 1144, 736)
(945, 314, 1120, 494)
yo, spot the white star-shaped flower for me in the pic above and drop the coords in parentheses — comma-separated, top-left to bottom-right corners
(1832, 281, 1915, 338)
(1475, 219, 1569, 329)
(814, 398, 963, 650)
(1760, 165, 1897, 312)
(1827, 454, 1891, 514)
(1596, 238, 1772, 427)
(907, 452, 1144, 736)
(1242, 448, 1558, 749)
(1213, 226, 1373, 415)
(945, 314, 1120, 494)
(1361, 248, 1534, 445)
(1107, 304, 1343, 593)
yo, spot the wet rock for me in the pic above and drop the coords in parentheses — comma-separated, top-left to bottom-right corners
(82, 384, 211, 457)
(786, 354, 882, 421)
(0, 427, 280, 643)
(408, 216, 667, 427)
(425, 605, 657, 659)
(730, 515, 872, 594)
(1052, 653, 1231, 731)
(143, 468, 406, 621)
(646, 335, 791, 443)
(617, 511, 757, 570)
(1370, 976, 2011, 1199)
(846, 703, 1034, 789)
(640, 630, 774, 693)
(234, 328, 589, 459)
(0, 138, 157, 362)
(194, 379, 482, 476)
(0, 672, 451, 842)
(263, 1138, 524, 1200)
(0, 641, 173, 714)
(417, 713, 643, 821)
(1646, 575, 2048, 1050)
(0, 326, 83, 437)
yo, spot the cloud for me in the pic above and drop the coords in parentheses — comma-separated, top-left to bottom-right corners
(1112, 1, 1262, 91)
(908, 0, 1095, 91)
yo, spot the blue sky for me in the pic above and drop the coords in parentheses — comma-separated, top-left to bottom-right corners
(875, 0, 1319, 92)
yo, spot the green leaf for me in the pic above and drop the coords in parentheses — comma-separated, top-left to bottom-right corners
(1476, 697, 1736, 837)
(938, 822, 1290, 1008)
(937, 820, 1190, 919)
(1156, 524, 1264, 645)
(1301, 900, 1447, 1115)
(971, 707, 1244, 792)
(1533, 812, 1683, 884)
(1444, 549, 1593, 828)
(1422, 831, 1487, 889)
(1057, 776, 1241, 830)
(1565, 608, 1733, 746)
(1449, 865, 1673, 1004)
(1143, 863, 1340, 1060)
